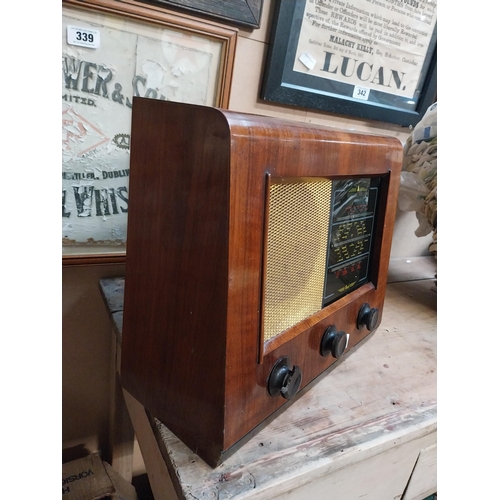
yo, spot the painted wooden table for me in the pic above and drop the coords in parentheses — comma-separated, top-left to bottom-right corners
(100, 257, 437, 500)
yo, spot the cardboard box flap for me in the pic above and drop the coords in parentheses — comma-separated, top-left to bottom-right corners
(62, 453, 115, 500)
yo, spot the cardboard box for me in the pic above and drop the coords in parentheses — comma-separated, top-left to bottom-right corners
(62, 453, 138, 500)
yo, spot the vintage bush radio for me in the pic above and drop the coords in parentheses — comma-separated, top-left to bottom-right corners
(121, 97, 403, 467)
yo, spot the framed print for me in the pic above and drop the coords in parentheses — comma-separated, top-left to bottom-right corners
(135, 0, 264, 29)
(62, 0, 237, 265)
(261, 0, 437, 126)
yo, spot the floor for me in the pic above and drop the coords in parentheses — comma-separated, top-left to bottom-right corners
(132, 473, 155, 500)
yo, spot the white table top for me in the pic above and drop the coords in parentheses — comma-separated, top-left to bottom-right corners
(112, 258, 437, 500)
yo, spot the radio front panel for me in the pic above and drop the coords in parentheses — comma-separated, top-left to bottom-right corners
(122, 98, 403, 467)
(262, 176, 381, 350)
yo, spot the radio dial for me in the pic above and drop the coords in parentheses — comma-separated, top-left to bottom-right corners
(357, 303, 379, 331)
(320, 325, 348, 358)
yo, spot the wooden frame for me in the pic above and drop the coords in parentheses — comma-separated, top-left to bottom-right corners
(135, 0, 264, 29)
(261, 0, 437, 127)
(62, 0, 237, 266)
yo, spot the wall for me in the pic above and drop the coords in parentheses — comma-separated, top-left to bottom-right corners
(62, 0, 432, 470)
(230, 2, 431, 257)
(62, 263, 125, 464)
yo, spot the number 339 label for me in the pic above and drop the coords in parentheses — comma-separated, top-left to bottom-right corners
(353, 86, 370, 101)
(67, 25, 100, 49)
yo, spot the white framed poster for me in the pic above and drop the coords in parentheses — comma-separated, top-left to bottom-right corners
(62, 0, 237, 265)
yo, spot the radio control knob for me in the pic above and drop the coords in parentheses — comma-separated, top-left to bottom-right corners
(357, 303, 379, 331)
(320, 325, 348, 358)
(267, 357, 302, 400)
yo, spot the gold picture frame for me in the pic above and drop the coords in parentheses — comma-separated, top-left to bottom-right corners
(62, 0, 237, 266)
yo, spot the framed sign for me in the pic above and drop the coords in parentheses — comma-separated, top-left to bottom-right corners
(135, 0, 264, 29)
(261, 0, 437, 126)
(62, 0, 237, 265)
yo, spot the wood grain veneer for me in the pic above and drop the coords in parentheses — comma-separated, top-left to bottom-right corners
(121, 97, 403, 467)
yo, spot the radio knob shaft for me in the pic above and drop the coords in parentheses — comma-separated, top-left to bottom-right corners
(320, 325, 348, 358)
(267, 357, 302, 400)
(357, 303, 379, 331)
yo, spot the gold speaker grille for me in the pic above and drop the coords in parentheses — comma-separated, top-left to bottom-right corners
(263, 180, 332, 342)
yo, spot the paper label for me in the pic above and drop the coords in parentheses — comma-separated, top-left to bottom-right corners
(353, 86, 370, 101)
(67, 25, 100, 48)
(298, 52, 316, 70)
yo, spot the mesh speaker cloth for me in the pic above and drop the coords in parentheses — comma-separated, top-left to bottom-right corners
(263, 180, 332, 342)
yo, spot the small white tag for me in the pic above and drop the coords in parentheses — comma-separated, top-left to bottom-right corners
(346, 333, 350, 349)
(298, 52, 316, 70)
(353, 86, 370, 100)
(352, 85, 370, 101)
(67, 25, 100, 49)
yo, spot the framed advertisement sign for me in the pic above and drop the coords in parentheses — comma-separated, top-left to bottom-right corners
(261, 0, 437, 126)
(135, 0, 264, 28)
(62, 0, 237, 265)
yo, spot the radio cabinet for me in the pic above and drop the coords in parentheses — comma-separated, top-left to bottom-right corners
(121, 98, 403, 467)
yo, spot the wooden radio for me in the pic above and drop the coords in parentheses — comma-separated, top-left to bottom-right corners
(121, 97, 403, 467)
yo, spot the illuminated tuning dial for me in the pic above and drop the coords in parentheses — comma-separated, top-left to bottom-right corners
(357, 303, 379, 331)
(320, 325, 348, 358)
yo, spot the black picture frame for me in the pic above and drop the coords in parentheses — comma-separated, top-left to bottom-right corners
(261, 0, 437, 127)
(135, 0, 263, 28)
